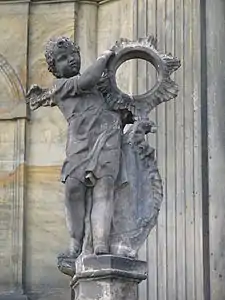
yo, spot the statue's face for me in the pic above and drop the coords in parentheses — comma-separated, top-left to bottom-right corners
(54, 45, 81, 78)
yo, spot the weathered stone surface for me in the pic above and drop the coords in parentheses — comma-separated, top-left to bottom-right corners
(0, 119, 26, 294)
(25, 2, 75, 298)
(76, 2, 97, 70)
(72, 255, 147, 300)
(0, 3, 28, 87)
(75, 255, 147, 278)
(0, 6, 27, 293)
(0, 54, 26, 120)
(97, 0, 135, 101)
(75, 279, 137, 300)
(0, 1, 205, 300)
(0, 294, 28, 300)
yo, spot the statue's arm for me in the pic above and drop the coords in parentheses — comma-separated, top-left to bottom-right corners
(77, 50, 114, 91)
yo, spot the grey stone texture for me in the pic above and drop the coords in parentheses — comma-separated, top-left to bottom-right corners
(72, 255, 147, 300)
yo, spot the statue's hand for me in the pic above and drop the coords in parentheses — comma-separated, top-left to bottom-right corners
(100, 49, 115, 60)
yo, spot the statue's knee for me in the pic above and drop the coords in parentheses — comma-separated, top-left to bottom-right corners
(65, 177, 84, 199)
(94, 176, 114, 200)
(100, 176, 114, 189)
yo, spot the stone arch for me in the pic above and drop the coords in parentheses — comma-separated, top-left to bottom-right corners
(0, 54, 26, 119)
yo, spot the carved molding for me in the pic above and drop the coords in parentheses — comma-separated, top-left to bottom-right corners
(98, 0, 117, 4)
(0, 0, 98, 3)
(0, 54, 26, 120)
(0, 0, 30, 3)
(0, 0, 116, 4)
(0, 0, 29, 3)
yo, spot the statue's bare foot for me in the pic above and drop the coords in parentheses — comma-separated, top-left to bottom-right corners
(58, 248, 80, 259)
(58, 238, 81, 259)
(58, 239, 81, 259)
(94, 244, 109, 255)
(57, 250, 78, 277)
(57, 241, 81, 276)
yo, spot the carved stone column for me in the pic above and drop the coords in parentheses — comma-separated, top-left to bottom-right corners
(71, 255, 147, 300)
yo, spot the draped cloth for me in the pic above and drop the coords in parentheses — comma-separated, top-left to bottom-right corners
(53, 76, 122, 186)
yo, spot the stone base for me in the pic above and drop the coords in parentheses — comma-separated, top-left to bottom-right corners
(0, 293, 28, 300)
(71, 255, 147, 300)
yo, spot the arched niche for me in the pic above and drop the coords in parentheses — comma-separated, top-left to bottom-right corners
(0, 54, 27, 298)
(0, 54, 26, 119)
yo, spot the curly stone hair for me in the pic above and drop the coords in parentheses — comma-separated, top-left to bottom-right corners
(45, 36, 80, 78)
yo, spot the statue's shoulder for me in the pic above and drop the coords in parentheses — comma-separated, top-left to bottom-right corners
(53, 76, 82, 99)
(54, 77, 68, 88)
(54, 76, 76, 89)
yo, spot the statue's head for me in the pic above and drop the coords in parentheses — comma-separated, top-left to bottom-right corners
(45, 36, 81, 78)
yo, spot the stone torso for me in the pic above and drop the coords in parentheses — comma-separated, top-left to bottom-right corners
(53, 76, 122, 183)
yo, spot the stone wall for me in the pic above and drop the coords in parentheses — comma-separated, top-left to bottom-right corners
(0, 2, 28, 297)
(98, 0, 203, 299)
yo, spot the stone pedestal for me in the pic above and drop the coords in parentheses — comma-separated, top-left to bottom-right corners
(71, 255, 147, 300)
(0, 293, 28, 300)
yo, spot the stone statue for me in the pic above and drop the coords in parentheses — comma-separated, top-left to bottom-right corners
(26, 36, 180, 280)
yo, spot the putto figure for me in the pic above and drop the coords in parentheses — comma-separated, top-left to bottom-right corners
(30, 37, 123, 257)
(26, 36, 180, 266)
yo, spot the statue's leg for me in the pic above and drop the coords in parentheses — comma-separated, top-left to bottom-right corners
(65, 176, 86, 257)
(92, 176, 114, 254)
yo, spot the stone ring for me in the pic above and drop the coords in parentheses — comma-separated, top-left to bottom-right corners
(106, 36, 181, 107)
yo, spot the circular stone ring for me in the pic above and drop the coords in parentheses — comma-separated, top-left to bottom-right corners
(106, 36, 181, 110)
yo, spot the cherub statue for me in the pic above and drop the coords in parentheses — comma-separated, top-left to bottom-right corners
(28, 37, 126, 257)
(26, 36, 180, 268)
